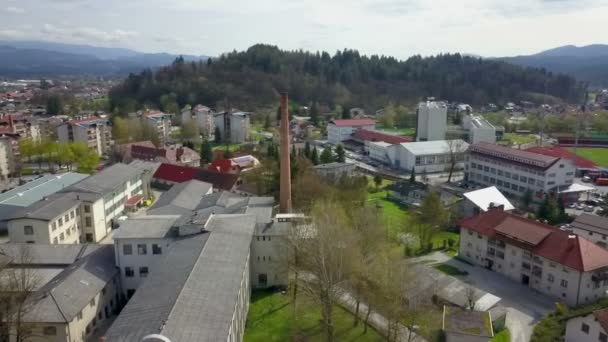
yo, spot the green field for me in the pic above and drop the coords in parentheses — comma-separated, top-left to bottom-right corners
(503, 133, 537, 145)
(376, 127, 416, 137)
(433, 264, 469, 276)
(366, 180, 410, 240)
(569, 147, 608, 167)
(244, 290, 383, 342)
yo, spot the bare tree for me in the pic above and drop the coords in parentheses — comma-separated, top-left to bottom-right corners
(0, 244, 40, 342)
(445, 139, 464, 183)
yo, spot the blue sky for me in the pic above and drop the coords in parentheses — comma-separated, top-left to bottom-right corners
(1, 0, 606, 58)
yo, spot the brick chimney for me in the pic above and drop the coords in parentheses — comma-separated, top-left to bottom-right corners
(279, 92, 291, 213)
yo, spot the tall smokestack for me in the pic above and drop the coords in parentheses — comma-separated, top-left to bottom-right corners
(279, 92, 292, 213)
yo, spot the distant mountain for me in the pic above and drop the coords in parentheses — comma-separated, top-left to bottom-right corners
(501, 45, 608, 86)
(0, 40, 209, 77)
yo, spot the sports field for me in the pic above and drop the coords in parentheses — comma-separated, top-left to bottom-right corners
(526, 146, 597, 168)
(567, 147, 608, 167)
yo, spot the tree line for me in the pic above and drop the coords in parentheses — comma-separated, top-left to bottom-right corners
(19, 139, 100, 174)
(109, 44, 584, 115)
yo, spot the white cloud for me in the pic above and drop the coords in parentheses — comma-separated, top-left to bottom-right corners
(6, 6, 25, 14)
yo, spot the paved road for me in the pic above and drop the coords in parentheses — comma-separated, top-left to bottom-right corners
(414, 252, 555, 342)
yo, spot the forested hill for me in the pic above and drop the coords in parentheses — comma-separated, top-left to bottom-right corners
(109, 44, 584, 113)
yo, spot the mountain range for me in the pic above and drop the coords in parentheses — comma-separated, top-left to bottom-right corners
(0, 40, 209, 77)
(500, 44, 608, 87)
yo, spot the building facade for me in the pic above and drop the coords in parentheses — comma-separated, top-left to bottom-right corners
(416, 101, 447, 142)
(463, 114, 497, 144)
(466, 142, 575, 200)
(565, 308, 608, 342)
(327, 119, 375, 144)
(460, 207, 608, 306)
(569, 214, 608, 249)
(389, 140, 468, 173)
(214, 111, 251, 144)
(142, 112, 172, 145)
(57, 117, 113, 156)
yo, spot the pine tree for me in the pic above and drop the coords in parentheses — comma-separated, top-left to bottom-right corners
(335, 144, 346, 163)
(310, 102, 320, 126)
(214, 126, 222, 143)
(264, 114, 271, 130)
(311, 146, 319, 165)
(320, 146, 334, 164)
(304, 141, 311, 159)
(409, 168, 416, 184)
(200, 140, 213, 164)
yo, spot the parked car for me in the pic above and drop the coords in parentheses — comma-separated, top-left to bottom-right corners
(576, 203, 586, 210)
(583, 176, 592, 183)
(569, 203, 577, 209)
(584, 206, 595, 212)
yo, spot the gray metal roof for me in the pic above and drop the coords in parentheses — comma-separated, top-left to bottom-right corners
(0, 244, 88, 265)
(313, 162, 356, 169)
(22, 245, 117, 323)
(0, 172, 88, 208)
(149, 180, 213, 213)
(105, 214, 256, 342)
(247, 196, 275, 207)
(571, 214, 608, 235)
(7, 192, 80, 221)
(128, 160, 161, 175)
(66, 163, 141, 196)
(113, 215, 181, 239)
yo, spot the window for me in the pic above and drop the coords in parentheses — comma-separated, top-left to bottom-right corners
(125, 267, 134, 277)
(98, 311, 102, 320)
(484, 166, 489, 172)
(581, 322, 590, 334)
(70, 211, 75, 219)
(59, 233, 65, 241)
(123, 244, 132, 255)
(490, 168, 496, 174)
(43, 327, 57, 336)
(84, 205, 91, 213)
(58, 218, 63, 226)
(561, 279, 568, 288)
(497, 170, 503, 176)
(152, 244, 162, 255)
(66, 227, 71, 236)
(102, 287, 106, 296)
(24, 225, 33, 235)
(65, 214, 69, 222)
(77, 311, 83, 320)
(547, 274, 554, 283)
(137, 244, 147, 255)
(600, 332, 607, 342)
(505, 172, 511, 178)
(90, 298, 95, 307)
(53, 237, 58, 244)
(139, 267, 149, 277)
(52, 222, 57, 231)
(127, 289, 135, 298)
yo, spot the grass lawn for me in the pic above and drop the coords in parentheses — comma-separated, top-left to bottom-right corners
(433, 264, 469, 276)
(367, 189, 410, 240)
(211, 143, 242, 152)
(376, 127, 416, 137)
(244, 290, 384, 342)
(503, 133, 537, 145)
(568, 147, 608, 167)
(490, 329, 510, 342)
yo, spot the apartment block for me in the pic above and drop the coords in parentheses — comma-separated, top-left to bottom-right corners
(460, 207, 608, 306)
(466, 142, 575, 199)
(214, 111, 251, 143)
(57, 117, 113, 156)
(182, 105, 215, 136)
(142, 111, 172, 145)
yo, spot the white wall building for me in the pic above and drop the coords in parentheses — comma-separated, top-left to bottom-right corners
(466, 142, 575, 200)
(182, 105, 215, 137)
(214, 111, 251, 143)
(142, 112, 172, 145)
(460, 206, 608, 306)
(0, 137, 15, 180)
(327, 119, 375, 144)
(565, 308, 608, 342)
(56, 117, 113, 156)
(570, 214, 608, 249)
(388, 140, 468, 173)
(368, 141, 393, 164)
(463, 114, 497, 144)
(416, 101, 447, 142)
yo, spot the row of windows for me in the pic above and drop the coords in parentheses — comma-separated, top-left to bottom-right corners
(51, 209, 77, 231)
(256, 236, 272, 242)
(469, 165, 543, 187)
(123, 243, 162, 255)
(52, 225, 78, 244)
(125, 266, 149, 278)
(471, 156, 548, 176)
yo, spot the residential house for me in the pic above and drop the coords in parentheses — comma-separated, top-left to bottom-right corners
(141, 111, 172, 145)
(463, 114, 498, 144)
(416, 101, 447, 142)
(152, 163, 240, 191)
(182, 105, 215, 136)
(459, 206, 608, 306)
(565, 307, 608, 342)
(129, 144, 200, 167)
(466, 142, 575, 200)
(462, 186, 515, 217)
(327, 119, 375, 144)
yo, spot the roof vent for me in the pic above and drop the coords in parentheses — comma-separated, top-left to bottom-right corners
(568, 235, 576, 239)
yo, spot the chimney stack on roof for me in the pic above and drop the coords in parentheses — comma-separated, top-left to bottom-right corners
(279, 92, 292, 213)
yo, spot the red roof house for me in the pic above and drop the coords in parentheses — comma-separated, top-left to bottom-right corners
(352, 129, 412, 145)
(209, 159, 240, 174)
(153, 163, 240, 191)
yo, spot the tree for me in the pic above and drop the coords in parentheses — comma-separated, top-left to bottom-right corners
(200, 140, 213, 164)
(223, 146, 233, 159)
(413, 191, 449, 251)
(310, 102, 320, 126)
(522, 189, 534, 210)
(181, 120, 200, 143)
(18, 139, 35, 163)
(409, 168, 416, 184)
(320, 146, 334, 164)
(445, 139, 463, 183)
(46, 96, 62, 115)
(214, 126, 222, 143)
(112, 117, 130, 144)
(341, 107, 351, 119)
(263, 114, 271, 130)
(334, 144, 346, 163)
(311, 146, 319, 165)
(304, 141, 311, 159)
(373, 174, 383, 189)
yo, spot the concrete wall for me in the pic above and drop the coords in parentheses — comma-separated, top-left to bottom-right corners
(445, 332, 490, 342)
(417, 102, 447, 142)
(570, 227, 608, 249)
(227, 253, 250, 342)
(565, 314, 608, 342)
(251, 230, 288, 289)
(8, 205, 79, 245)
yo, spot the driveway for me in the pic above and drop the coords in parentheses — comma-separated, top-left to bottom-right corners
(413, 252, 555, 342)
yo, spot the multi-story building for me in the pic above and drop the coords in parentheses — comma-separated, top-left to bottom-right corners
(129, 144, 200, 167)
(463, 114, 497, 144)
(466, 142, 575, 199)
(570, 214, 608, 249)
(214, 111, 251, 143)
(327, 119, 375, 144)
(416, 101, 447, 142)
(460, 206, 608, 306)
(1, 244, 121, 342)
(6, 192, 81, 244)
(0, 114, 41, 141)
(142, 111, 172, 145)
(57, 117, 113, 156)
(65, 163, 144, 243)
(183, 105, 215, 136)
(0, 136, 15, 180)
(388, 140, 469, 173)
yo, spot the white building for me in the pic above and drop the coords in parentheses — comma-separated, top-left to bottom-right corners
(466, 142, 575, 200)
(570, 214, 608, 249)
(388, 140, 468, 173)
(462, 186, 515, 217)
(0, 136, 15, 180)
(214, 111, 251, 143)
(56, 117, 113, 156)
(142, 112, 172, 145)
(416, 101, 447, 142)
(368, 141, 393, 164)
(3, 244, 120, 342)
(327, 119, 375, 144)
(313, 162, 357, 180)
(463, 114, 497, 144)
(460, 206, 608, 306)
(565, 307, 608, 342)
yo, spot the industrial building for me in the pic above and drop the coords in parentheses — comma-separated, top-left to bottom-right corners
(416, 101, 447, 142)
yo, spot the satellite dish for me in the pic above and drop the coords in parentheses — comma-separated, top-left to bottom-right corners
(142, 334, 172, 342)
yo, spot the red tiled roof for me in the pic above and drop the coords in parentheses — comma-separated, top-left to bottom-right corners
(469, 142, 559, 169)
(153, 163, 200, 183)
(352, 129, 412, 145)
(126, 195, 144, 206)
(594, 308, 608, 333)
(525, 146, 597, 168)
(460, 208, 608, 272)
(208, 159, 239, 174)
(198, 169, 239, 191)
(329, 119, 376, 127)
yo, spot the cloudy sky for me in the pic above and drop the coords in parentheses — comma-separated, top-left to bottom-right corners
(1, 0, 607, 58)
